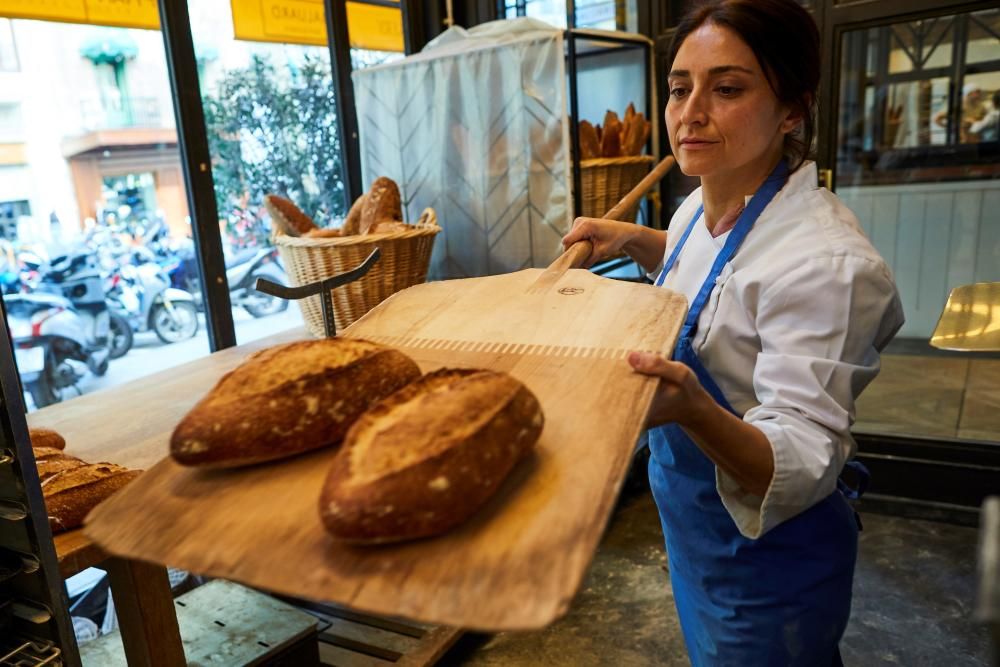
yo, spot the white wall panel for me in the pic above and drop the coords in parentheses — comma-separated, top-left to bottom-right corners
(838, 180, 1000, 338)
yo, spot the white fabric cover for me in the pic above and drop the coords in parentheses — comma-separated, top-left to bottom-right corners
(352, 18, 572, 279)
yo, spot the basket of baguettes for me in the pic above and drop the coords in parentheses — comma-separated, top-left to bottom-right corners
(577, 103, 654, 223)
(265, 176, 439, 338)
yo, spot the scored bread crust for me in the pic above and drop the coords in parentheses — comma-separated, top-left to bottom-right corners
(37, 454, 85, 482)
(319, 368, 544, 544)
(171, 339, 421, 468)
(29, 428, 65, 450)
(42, 463, 142, 533)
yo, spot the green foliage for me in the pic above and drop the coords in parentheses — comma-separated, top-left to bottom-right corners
(202, 53, 347, 247)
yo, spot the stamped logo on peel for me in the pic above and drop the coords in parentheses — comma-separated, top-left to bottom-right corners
(558, 287, 584, 295)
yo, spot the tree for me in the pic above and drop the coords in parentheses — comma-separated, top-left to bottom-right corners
(202, 53, 347, 248)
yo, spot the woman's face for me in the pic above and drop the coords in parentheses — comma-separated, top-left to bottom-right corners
(665, 22, 798, 179)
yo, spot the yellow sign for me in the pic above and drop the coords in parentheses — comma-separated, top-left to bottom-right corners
(346, 2, 403, 52)
(230, 0, 403, 52)
(0, 0, 159, 30)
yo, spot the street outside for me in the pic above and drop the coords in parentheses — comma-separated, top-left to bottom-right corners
(24, 305, 305, 412)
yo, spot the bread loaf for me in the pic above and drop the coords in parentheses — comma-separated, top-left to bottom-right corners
(32, 447, 67, 461)
(320, 368, 544, 544)
(266, 195, 318, 236)
(29, 428, 65, 450)
(171, 339, 422, 468)
(359, 177, 402, 235)
(36, 454, 85, 482)
(342, 193, 367, 235)
(42, 463, 142, 533)
(304, 228, 343, 239)
(369, 221, 409, 235)
(579, 120, 601, 160)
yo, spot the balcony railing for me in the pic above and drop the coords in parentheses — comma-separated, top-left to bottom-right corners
(79, 96, 163, 131)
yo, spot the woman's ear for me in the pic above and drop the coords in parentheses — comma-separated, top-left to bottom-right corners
(780, 96, 812, 135)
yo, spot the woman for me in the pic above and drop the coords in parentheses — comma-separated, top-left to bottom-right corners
(563, 1, 904, 664)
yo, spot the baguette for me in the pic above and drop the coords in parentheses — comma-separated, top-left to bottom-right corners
(579, 120, 601, 160)
(341, 193, 367, 236)
(304, 228, 343, 239)
(320, 368, 544, 544)
(32, 447, 67, 461)
(171, 339, 422, 468)
(368, 221, 409, 235)
(266, 195, 318, 236)
(29, 427, 65, 450)
(42, 463, 141, 533)
(359, 177, 402, 235)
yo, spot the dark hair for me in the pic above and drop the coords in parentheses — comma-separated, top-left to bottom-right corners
(669, 0, 820, 171)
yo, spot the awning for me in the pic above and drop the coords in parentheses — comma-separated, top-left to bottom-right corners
(79, 30, 138, 64)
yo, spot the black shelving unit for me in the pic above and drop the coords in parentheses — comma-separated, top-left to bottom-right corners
(565, 27, 658, 280)
(0, 297, 79, 666)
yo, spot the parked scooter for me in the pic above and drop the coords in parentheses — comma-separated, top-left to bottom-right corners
(6, 291, 111, 409)
(165, 245, 288, 318)
(107, 246, 199, 345)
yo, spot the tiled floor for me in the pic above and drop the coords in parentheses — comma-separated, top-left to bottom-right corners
(855, 354, 1000, 442)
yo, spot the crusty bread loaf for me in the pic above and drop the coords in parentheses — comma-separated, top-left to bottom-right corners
(42, 463, 142, 533)
(358, 177, 402, 235)
(266, 194, 318, 236)
(171, 339, 422, 468)
(341, 193, 367, 236)
(36, 454, 85, 482)
(32, 447, 67, 461)
(29, 427, 65, 450)
(320, 368, 544, 544)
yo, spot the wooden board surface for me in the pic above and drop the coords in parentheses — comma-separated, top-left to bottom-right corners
(85, 269, 687, 630)
(28, 327, 306, 576)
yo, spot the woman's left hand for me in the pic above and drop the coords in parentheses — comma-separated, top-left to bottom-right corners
(628, 351, 715, 428)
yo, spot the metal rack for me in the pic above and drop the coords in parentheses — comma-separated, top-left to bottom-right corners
(0, 298, 79, 666)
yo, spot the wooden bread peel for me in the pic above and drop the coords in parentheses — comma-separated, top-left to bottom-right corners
(85, 156, 684, 631)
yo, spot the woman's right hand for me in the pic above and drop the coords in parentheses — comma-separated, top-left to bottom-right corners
(561, 217, 638, 269)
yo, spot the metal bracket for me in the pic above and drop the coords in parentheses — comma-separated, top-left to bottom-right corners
(254, 248, 381, 338)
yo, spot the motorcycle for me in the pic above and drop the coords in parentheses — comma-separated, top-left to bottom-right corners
(6, 291, 111, 409)
(107, 246, 199, 345)
(165, 245, 288, 318)
(33, 249, 132, 359)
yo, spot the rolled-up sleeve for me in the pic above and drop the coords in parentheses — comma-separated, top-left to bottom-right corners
(716, 254, 902, 539)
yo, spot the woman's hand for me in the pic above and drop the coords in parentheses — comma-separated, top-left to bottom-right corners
(628, 351, 714, 428)
(630, 351, 775, 497)
(561, 217, 638, 269)
(563, 217, 668, 273)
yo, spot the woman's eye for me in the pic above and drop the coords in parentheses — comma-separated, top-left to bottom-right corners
(716, 86, 742, 97)
(670, 87, 688, 99)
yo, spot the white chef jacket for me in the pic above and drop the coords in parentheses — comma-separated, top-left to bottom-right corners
(649, 161, 905, 539)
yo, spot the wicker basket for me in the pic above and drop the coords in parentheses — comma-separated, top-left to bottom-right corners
(273, 208, 440, 338)
(579, 155, 656, 222)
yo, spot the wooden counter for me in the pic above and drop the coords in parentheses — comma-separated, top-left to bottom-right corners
(27, 326, 308, 666)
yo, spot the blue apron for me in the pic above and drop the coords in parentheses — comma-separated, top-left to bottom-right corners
(649, 160, 864, 666)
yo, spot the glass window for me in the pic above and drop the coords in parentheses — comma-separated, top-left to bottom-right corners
(501, 0, 639, 32)
(835, 10, 1000, 444)
(189, 0, 349, 344)
(0, 19, 210, 411)
(0, 19, 18, 71)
